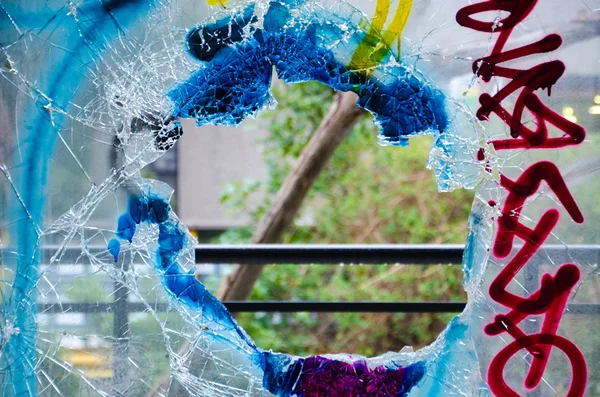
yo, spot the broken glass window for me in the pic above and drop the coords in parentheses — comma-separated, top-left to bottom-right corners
(0, 0, 598, 396)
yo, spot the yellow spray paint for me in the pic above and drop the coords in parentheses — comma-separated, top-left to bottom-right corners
(349, 0, 413, 73)
(207, 0, 228, 8)
(203, 0, 411, 70)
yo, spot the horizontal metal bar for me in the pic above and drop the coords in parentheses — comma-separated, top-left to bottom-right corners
(195, 244, 466, 264)
(224, 302, 600, 315)
(3, 244, 463, 264)
(30, 302, 465, 314)
(193, 244, 600, 265)
(35, 303, 166, 313)
(12, 244, 598, 265)
(28, 302, 600, 315)
(225, 301, 466, 313)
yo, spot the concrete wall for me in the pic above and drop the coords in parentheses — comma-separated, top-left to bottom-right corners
(177, 119, 267, 230)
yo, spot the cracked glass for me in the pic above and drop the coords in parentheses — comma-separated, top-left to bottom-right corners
(0, 0, 598, 396)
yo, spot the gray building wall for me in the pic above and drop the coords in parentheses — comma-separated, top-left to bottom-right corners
(177, 120, 268, 230)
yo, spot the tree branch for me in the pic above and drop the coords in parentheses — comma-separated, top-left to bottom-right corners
(217, 90, 365, 301)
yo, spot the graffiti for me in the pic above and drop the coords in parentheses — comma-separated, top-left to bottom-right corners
(2, 0, 595, 395)
(169, 0, 447, 147)
(457, 0, 588, 395)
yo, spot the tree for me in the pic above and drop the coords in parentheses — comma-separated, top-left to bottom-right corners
(217, 88, 365, 301)
(218, 80, 474, 355)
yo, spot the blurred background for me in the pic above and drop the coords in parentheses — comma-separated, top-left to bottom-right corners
(1, 0, 599, 395)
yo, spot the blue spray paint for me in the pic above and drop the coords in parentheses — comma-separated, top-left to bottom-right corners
(110, 193, 428, 396)
(168, 0, 448, 147)
(110, 194, 259, 351)
(1, 0, 452, 394)
(1, 1, 155, 394)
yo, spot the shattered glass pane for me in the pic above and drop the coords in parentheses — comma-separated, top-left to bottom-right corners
(0, 0, 598, 396)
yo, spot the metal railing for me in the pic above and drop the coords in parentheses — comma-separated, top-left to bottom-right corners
(6, 243, 595, 335)
(10, 243, 600, 315)
(3, 244, 599, 396)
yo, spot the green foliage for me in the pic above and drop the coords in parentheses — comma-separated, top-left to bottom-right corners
(219, 80, 474, 356)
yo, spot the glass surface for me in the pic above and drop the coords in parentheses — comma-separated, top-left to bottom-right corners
(0, 0, 598, 396)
